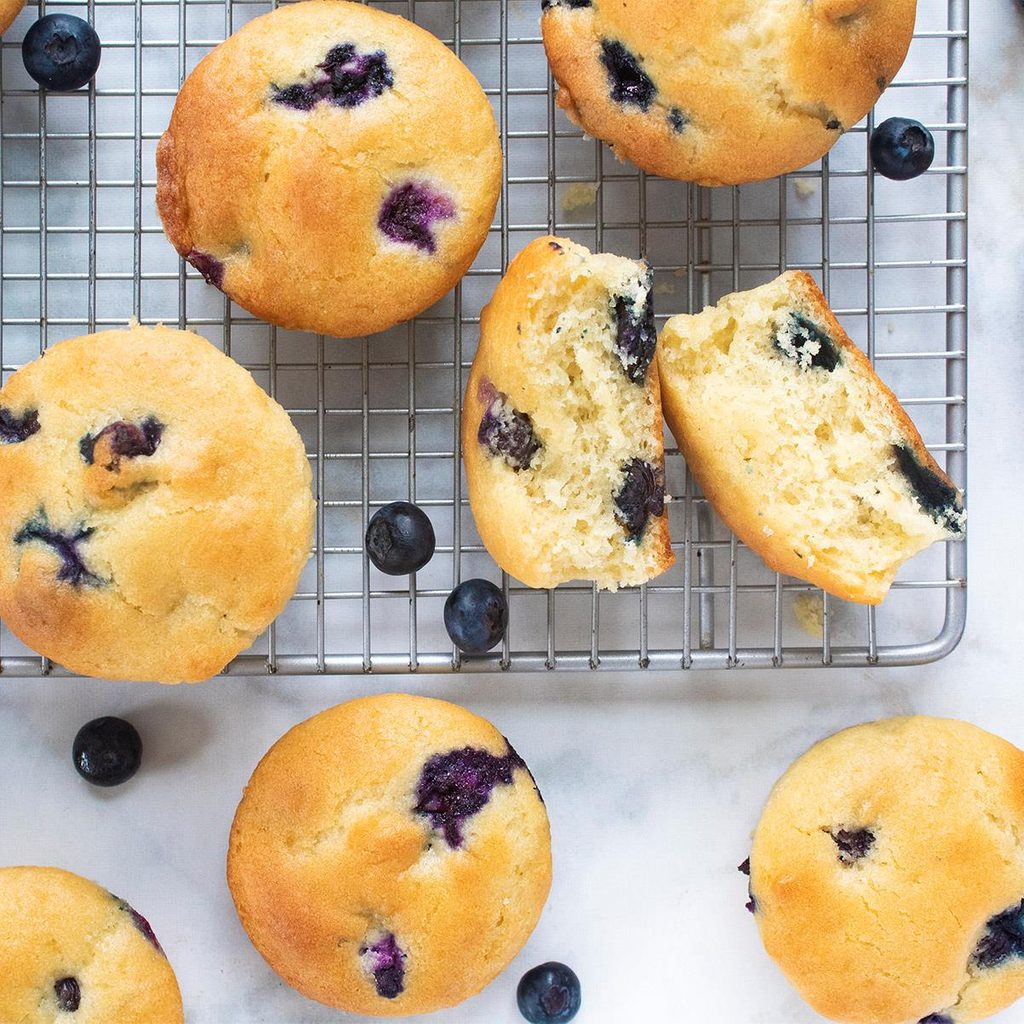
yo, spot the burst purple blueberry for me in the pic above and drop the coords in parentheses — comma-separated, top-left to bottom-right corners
(972, 899, 1024, 969)
(272, 42, 393, 111)
(184, 249, 224, 289)
(360, 932, 406, 999)
(600, 39, 655, 111)
(54, 976, 81, 1013)
(829, 826, 875, 865)
(613, 458, 665, 539)
(80, 417, 163, 470)
(378, 182, 455, 254)
(14, 512, 103, 587)
(414, 745, 526, 848)
(112, 895, 165, 955)
(612, 283, 656, 384)
(477, 382, 542, 471)
(0, 407, 41, 444)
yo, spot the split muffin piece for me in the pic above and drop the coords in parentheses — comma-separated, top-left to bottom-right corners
(463, 236, 673, 590)
(657, 270, 964, 604)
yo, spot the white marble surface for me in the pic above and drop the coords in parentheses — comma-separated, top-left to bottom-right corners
(1, 3, 1023, 1023)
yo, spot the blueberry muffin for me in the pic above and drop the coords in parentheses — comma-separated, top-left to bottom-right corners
(0, 324, 314, 682)
(156, 0, 501, 339)
(463, 236, 673, 590)
(228, 693, 552, 1016)
(541, 0, 918, 186)
(657, 271, 963, 604)
(0, 0, 24, 35)
(0, 867, 184, 1024)
(748, 717, 1024, 1024)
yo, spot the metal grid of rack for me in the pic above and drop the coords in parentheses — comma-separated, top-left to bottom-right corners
(0, 0, 967, 674)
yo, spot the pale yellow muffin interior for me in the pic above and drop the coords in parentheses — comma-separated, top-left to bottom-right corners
(466, 237, 672, 590)
(658, 271, 963, 602)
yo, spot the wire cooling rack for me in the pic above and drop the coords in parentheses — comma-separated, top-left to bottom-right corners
(0, 0, 967, 674)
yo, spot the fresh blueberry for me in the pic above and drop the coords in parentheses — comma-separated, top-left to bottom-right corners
(365, 501, 435, 575)
(415, 745, 525, 848)
(892, 443, 965, 534)
(184, 249, 224, 289)
(612, 284, 656, 384)
(773, 312, 841, 372)
(272, 42, 393, 111)
(829, 827, 875, 865)
(444, 579, 508, 653)
(378, 182, 455, 254)
(613, 458, 665, 539)
(973, 899, 1024, 969)
(870, 117, 935, 181)
(600, 39, 655, 111)
(0, 407, 40, 444)
(22, 14, 101, 91)
(359, 932, 406, 998)
(15, 512, 102, 587)
(517, 962, 581, 1023)
(54, 977, 81, 1013)
(80, 417, 163, 470)
(72, 717, 142, 787)
(477, 385, 542, 471)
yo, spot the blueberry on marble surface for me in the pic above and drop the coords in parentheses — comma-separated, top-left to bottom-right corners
(972, 898, 1024, 969)
(613, 458, 664, 539)
(0, 408, 40, 444)
(892, 443, 965, 533)
(272, 42, 393, 111)
(612, 286, 656, 384)
(73, 717, 142, 787)
(773, 312, 841, 372)
(414, 744, 525, 847)
(184, 249, 224, 289)
(365, 502, 435, 575)
(80, 417, 163, 470)
(378, 182, 455, 254)
(15, 513, 102, 587)
(22, 14, 101, 91)
(477, 384, 542, 471)
(600, 40, 655, 111)
(829, 826, 875, 865)
(870, 117, 935, 181)
(444, 578, 508, 654)
(359, 932, 406, 998)
(54, 976, 81, 1013)
(517, 962, 581, 1023)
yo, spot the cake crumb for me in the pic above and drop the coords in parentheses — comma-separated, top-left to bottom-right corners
(793, 178, 818, 200)
(561, 182, 598, 212)
(793, 593, 825, 639)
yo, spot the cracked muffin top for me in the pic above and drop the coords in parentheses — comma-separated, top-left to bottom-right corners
(541, 0, 918, 185)
(0, 325, 314, 683)
(156, 0, 501, 339)
(227, 693, 552, 1016)
(748, 717, 1024, 1024)
(0, 867, 184, 1024)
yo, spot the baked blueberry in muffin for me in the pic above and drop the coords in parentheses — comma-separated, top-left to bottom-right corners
(228, 694, 551, 1016)
(378, 182, 455, 254)
(463, 236, 672, 590)
(0, 407, 40, 444)
(271, 41, 393, 111)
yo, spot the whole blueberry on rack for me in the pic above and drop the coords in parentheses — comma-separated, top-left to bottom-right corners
(22, 14, 101, 91)
(517, 962, 581, 1023)
(72, 716, 142, 787)
(365, 501, 435, 575)
(444, 579, 508, 653)
(870, 117, 935, 180)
